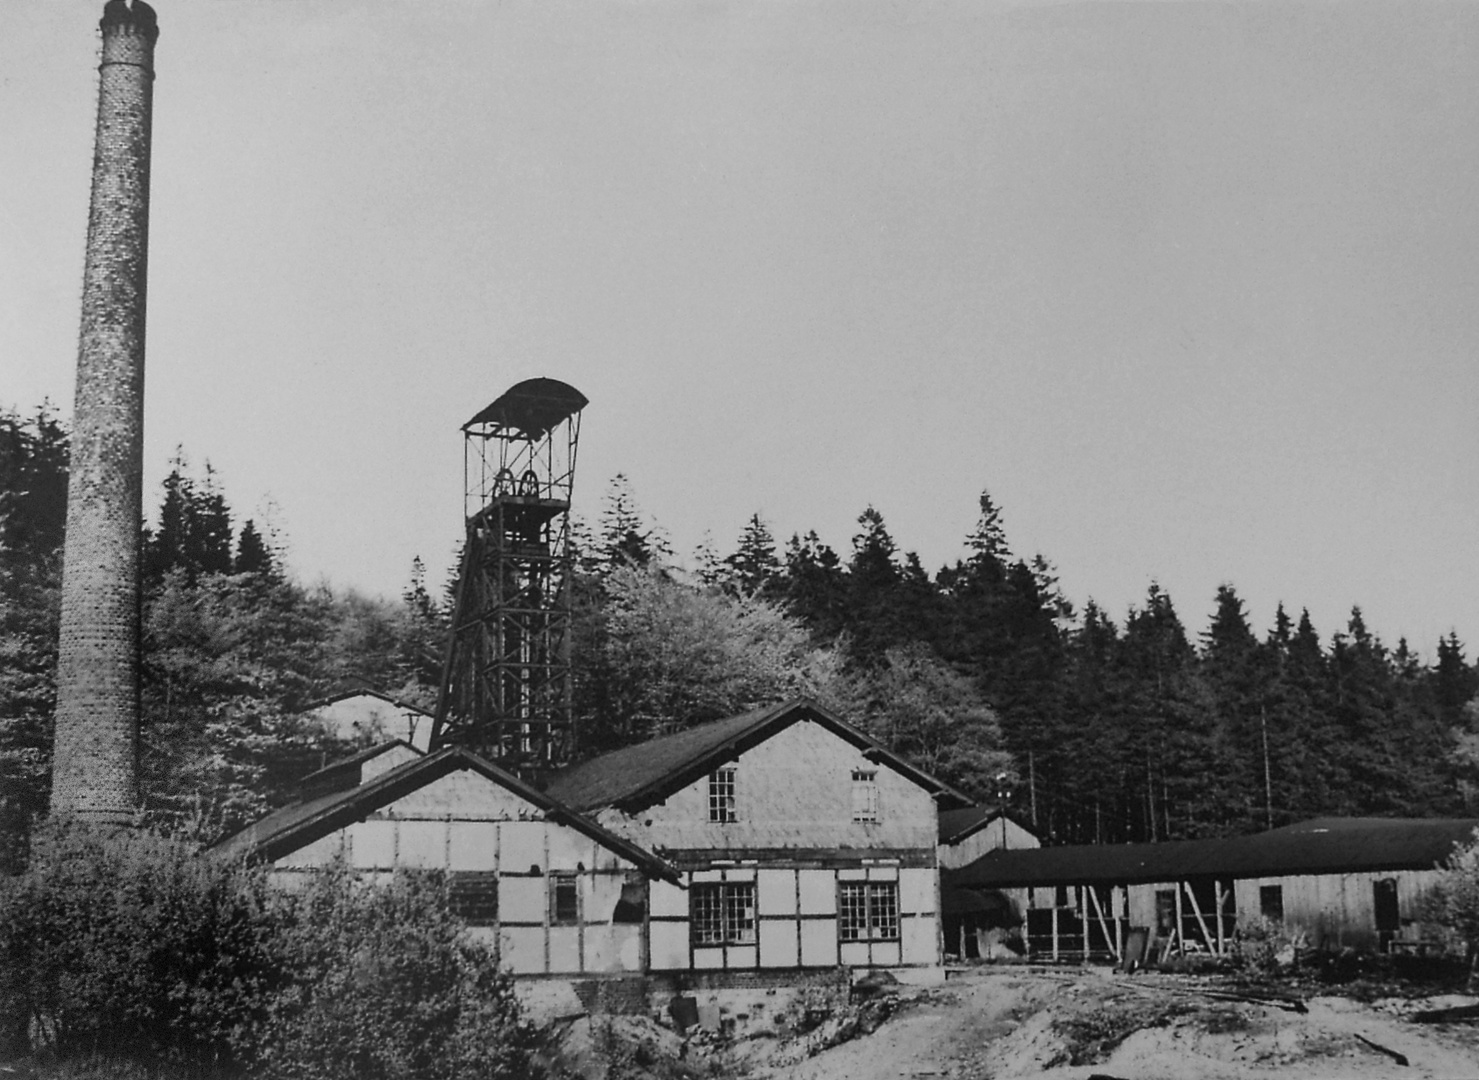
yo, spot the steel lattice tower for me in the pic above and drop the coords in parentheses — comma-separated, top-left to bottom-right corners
(430, 379, 586, 771)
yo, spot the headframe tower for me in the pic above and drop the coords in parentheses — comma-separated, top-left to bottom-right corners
(430, 379, 586, 772)
(51, 0, 160, 823)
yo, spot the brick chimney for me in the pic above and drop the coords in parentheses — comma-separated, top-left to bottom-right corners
(50, 1, 160, 824)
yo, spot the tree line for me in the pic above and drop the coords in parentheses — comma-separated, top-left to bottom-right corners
(2, 407, 1477, 859)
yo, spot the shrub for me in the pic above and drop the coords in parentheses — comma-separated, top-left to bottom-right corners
(0, 825, 540, 1079)
(1231, 915, 1306, 977)
(254, 861, 537, 1080)
(0, 818, 282, 1067)
(1422, 827, 1479, 984)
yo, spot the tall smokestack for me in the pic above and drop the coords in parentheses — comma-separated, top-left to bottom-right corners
(50, 1, 159, 823)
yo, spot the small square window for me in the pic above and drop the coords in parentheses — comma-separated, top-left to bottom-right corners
(550, 873, 579, 925)
(851, 769, 879, 822)
(449, 872, 499, 927)
(709, 767, 736, 823)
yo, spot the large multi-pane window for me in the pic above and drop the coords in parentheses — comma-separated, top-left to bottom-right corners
(708, 767, 736, 823)
(838, 882, 899, 941)
(690, 883, 756, 945)
(851, 769, 879, 822)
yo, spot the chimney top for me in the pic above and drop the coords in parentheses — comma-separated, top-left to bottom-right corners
(100, 0, 159, 43)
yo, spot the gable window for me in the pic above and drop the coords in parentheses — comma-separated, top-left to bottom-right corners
(549, 872, 580, 925)
(448, 872, 499, 927)
(851, 769, 879, 822)
(838, 881, 899, 941)
(1259, 884, 1284, 923)
(708, 767, 736, 823)
(691, 882, 756, 945)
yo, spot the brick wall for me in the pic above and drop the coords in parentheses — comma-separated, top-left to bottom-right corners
(51, 4, 159, 823)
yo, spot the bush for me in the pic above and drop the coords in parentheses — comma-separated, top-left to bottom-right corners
(0, 818, 282, 1067)
(0, 824, 539, 1079)
(1422, 827, 1479, 984)
(256, 862, 537, 1080)
(1231, 915, 1306, 977)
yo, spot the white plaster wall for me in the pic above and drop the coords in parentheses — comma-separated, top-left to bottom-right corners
(613, 719, 937, 852)
(939, 816, 1041, 869)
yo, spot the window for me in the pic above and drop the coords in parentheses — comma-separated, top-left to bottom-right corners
(851, 769, 879, 822)
(691, 883, 756, 945)
(1154, 889, 1176, 935)
(549, 873, 579, 925)
(708, 767, 736, 823)
(1373, 878, 1400, 934)
(838, 882, 900, 941)
(1259, 884, 1284, 923)
(448, 872, 499, 927)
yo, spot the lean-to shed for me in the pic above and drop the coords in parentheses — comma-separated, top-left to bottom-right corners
(545, 698, 972, 975)
(947, 817, 1479, 963)
(215, 743, 679, 976)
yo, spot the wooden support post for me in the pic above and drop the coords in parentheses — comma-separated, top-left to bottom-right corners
(1183, 881, 1216, 955)
(1081, 887, 1090, 960)
(1113, 887, 1124, 958)
(1215, 881, 1226, 955)
(1173, 884, 1185, 956)
(1087, 885, 1120, 961)
(1051, 902, 1060, 962)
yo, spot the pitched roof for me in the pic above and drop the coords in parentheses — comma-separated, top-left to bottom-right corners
(939, 805, 1037, 845)
(212, 745, 679, 882)
(296, 739, 421, 800)
(544, 697, 973, 813)
(300, 686, 433, 716)
(947, 817, 1479, 889)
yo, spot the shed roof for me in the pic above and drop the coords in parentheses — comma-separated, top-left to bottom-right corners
(948, 817, 1479, 889)
(544, 697, 973, 813)
(212, 745, 679, 882)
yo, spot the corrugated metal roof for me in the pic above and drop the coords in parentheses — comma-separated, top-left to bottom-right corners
(212, 745, 679, 882)
(947, 817, 1479, 889)
(543, 697, 972, 813)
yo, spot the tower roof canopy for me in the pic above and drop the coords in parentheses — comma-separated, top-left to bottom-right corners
(464, 378, 587, 439)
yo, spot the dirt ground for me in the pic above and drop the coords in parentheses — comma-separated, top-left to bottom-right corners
(750, 966, 1479, 1080)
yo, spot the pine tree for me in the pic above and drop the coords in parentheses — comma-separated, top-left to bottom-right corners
(1200, 584, 1263, 834)
(234, 520, 273, 575)
(782, 530, 847, 639)
(597, 474, 668, 571)
(724, 514, 783, 597)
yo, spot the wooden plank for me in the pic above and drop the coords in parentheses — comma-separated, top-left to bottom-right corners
(1214, 881, 1225, 955)
(1182, 881, 1217, 956)
(1086, 884, 1121, 961)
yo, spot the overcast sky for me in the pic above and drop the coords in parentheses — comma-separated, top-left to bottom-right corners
(5, 1, 1477, 657)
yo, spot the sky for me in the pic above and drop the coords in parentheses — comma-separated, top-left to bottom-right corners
(4, 1, 1477, 659)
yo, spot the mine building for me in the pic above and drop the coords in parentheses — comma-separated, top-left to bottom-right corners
(544, 697, 972, 974)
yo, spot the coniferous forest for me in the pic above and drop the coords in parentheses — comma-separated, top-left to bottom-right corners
(2, 405, 1477, 864)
